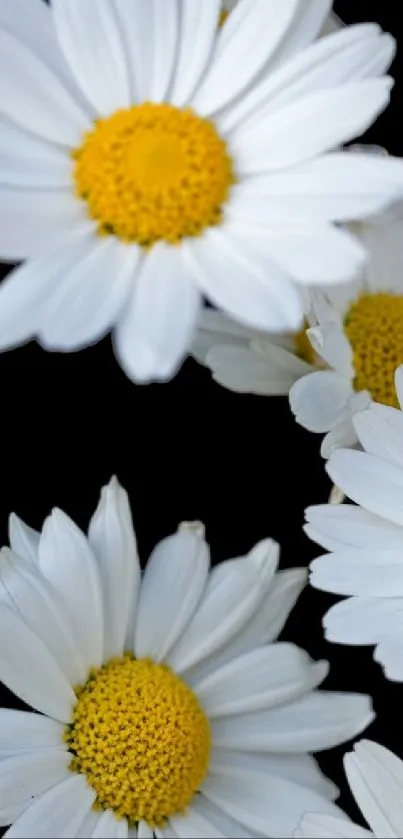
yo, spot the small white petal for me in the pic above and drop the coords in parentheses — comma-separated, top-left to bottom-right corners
(88, 477, 140, 659)
(290, 371, 353, 433)
(38, 509, 104, 670)
(52, 0, 130, 115)
(137, 825, 152, 839)
(189, 796, 260, 838)
(0, 29, 90, 145)
(374, 630, 403, 682)
(0, 709, 63, 754)
(4, 774, 95, 839)
(354, 405, 403, 470)
(327, 449, 403, 527)
(307, 322, 353, 376)
(90, 811, 128, 838)
(322, 597, 403, 646)
(206, 341, 310, 396)
(395, 366, 403, 410)
(0, 605, 75, 722)
(211, 690, 374, 752)
(169, 1, 221, 106)
(295, 813, 372, 838)
(170, 808, 226, 838)
(344, 740, 403, 838)
(115, 244, 201, 383)
(0, 750, 70, 825)
(8, 515, 40, 564)
(135, 530, 209, 662)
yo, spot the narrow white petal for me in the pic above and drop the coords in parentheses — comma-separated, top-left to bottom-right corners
(183, 225, 304, 333)
(327, 449, 403, 527)
(88, 477, 140, 659)
(0, 709, 63, 754)
(290, 372, 353, 433)
(202, 770, 343, 839)
(374, 630, 403, 682)
(0, 548, 87, 685)
(192, 0, 301, 116)
(0, 750, 70, 825)
(395, 366, 403, 410)
(0, 119, 72, 188)
(194, 644, 328, 717)
(211, 690, 374, 752)
(295, 813, 372, 838)
(354, 405, 403, 470)
(261, 225, 366, 286)
(39, 239, 139, 351)
(0, 29, 90, 145)
(91, 811, 128, 838)
(233, 79, 392, 175)
(206, 342, 310, 396)
(310, 550, 403, 597)
(8, 515, 40, 564)
(0, 605, 75, 722)
(321, 418, 361, 459)
(307, 323, 353, 376)
(135, 530, 209, 662)
(170, 808, 225, 838)
(0, 189, 91, 263)
(322, 597, 403, 646)
(114, 244, 201, 383)
(305, 504, 403, 552)
(76, 811, 102, 839)
(358, 202, 403, 293)
(137, 825, 152, 839)
(190, 797, 260, 838)
(52, 0, 130, 115)
(170, 1, 221, 106)
(38, 509, 104, 670)
(113, 0, 179, 103)
(4, 774, 95, 839)
(344, 740, 403, 838)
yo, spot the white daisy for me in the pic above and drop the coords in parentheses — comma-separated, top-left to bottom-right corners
(296, 739, 403, 838)
(305, 367, 403, 681)
(0, 1, 402, 383)
(0, 478, 375, 838)
(289, 200, 403, 457)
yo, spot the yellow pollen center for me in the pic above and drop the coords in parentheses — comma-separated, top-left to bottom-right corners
(73, 103, 235, 247)
(65, 656, 211, 827)
(344, 292, 403, 407)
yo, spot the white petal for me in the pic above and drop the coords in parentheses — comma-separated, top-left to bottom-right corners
(0, 119, 72, 188)
(227, 154, 403, 226)
(52, 0, 130, 115)
(76, 812, 103, 839)
(321, 418, 361, 459)
(113, 0, 179, 103)
(38, 509, 104, 670)
(210, 749, 338, 802)
(307, 323, 353, 376)
(0, 28, 90, 145)
(135, 530, 209, 662)
(290, 371, 353, 433)
(39, 238, 138, 351)
(202, 769, 343, 839)
(374, 630, 403, 682)
(344, 740, 403, 838)
(169, 1, 221, 106)
(260, 225, 366, 287)
(4, 774, 95, 839)
(192, 0, 301, 116)
(322, 597, 403, 646)
(194, 644, 328, 717)
(91, 811, 128, 838)
(310, 549, 403, 597)
(137, 825, 151, 839)
(354, 405, 403, 470)
(0, 750, 70, 825)
(233, 79, 392, 175)
(88, 477, 140, 659)
(8, 515, 40, 564)
(305, 504, 403, 552)
(170, 808, 225, 839)
(295, 813, 372, 838)
(327, 449, 403, 527)
(395, 366, 403, 409)
(0, 549, 87, 685)
(0, 709, 63, 754)
(211, 690, 374, 752)
(183, 224, 304, 333)
(220, 24, 394, 134)
(188, 797, 260, 839)
(0, 605, 75, 722)
(358, 202, 403, 293)
(114, 244, 201, 383)
(206, 342, 310, 396)
(0, 189, 91, 263)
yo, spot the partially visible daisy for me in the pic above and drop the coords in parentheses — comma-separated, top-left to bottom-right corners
(0, 1, 402, 383)
(290, 200, 403, 457)
(0, 478, 374, 838)
(296, 739, 403, 838)
(306, 367, 403, 681)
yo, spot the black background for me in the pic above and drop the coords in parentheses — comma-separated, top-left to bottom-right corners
(0, 1, 402, 829)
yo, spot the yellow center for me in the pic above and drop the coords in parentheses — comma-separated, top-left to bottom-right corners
(66, 656, 211, 827)
(73, 103, 234, 247)
(344, 292, 403, 407)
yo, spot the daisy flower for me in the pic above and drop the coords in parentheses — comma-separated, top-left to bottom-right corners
(306, 368, 403, 681)
(296, 739, 403, 838)
(289, 201, 403, 457)
(0, 479, 375, 838)
(0, 1, 402, 383)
